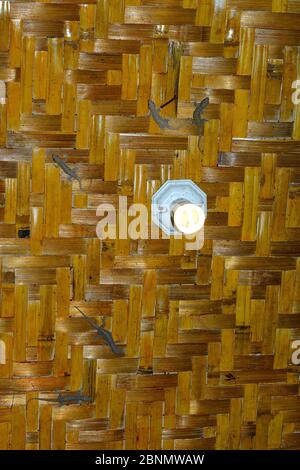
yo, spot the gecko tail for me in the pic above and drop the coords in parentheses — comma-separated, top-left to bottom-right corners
(110, 344, 125, 356)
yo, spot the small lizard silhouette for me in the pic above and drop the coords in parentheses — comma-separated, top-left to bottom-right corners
(148, 99, 179, 130)
(75, 306, 124, 356)
(192, 97, 209, 147)
(192, 97, 209, 131)
(52, 155, 82, 189)
(148, 97, 209, 137)
(26, 390, 92, 409)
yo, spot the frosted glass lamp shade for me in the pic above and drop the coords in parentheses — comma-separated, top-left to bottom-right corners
(151, 179, 207, 236)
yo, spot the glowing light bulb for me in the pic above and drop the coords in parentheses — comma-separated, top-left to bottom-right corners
(173, 203, 205, 235)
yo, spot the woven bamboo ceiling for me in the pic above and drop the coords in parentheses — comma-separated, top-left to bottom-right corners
(0, 0, 300, 451)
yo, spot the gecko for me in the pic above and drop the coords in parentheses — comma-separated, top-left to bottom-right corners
(149, 97, 209, 133)
(52, 155, 82, 188)
(75, 306, 124, 356)
(26, 390, 92, 408)
(192, 97, 209, 131)
(148, 99, 179, 130)
(191, 97, 210, 147)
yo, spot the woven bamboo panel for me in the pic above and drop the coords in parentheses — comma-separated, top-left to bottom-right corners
(0, 0, 300, 450)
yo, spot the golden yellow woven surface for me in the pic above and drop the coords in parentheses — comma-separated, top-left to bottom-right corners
(0, 0, 300, 450)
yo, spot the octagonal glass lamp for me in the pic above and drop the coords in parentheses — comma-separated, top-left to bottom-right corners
(151, 180, 207, 236)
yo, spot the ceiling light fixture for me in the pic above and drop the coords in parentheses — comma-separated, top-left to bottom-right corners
(172, 201, 206, 235)
(152, 180, 207, 236)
